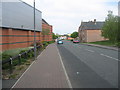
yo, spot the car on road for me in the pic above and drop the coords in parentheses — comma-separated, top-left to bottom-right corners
(73, 40, 80, 43)
(57, 40, 63, 44)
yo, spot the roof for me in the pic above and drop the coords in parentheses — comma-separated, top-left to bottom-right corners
(79, 21, 104, 30)
(2, 0, 42, 31)
(42, 19, 49, 25)
(20, 0, 42, 13)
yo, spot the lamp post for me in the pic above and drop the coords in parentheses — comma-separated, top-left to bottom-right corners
(34, 0, 36, 60)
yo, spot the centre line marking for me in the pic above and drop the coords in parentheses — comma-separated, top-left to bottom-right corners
(100, 54, 119, 61)
(85, 49, 94, 52)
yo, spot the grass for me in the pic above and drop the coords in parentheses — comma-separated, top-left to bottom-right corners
(84, 40, 118, 47)
(2, 43, 52, 79)
(2, 47, 33, 56)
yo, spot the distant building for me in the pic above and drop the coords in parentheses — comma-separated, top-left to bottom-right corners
(59, 36, 67, 40)
(0, 0, 42, 51)
(42, 19, 53, 42)
(78, 19, 107, 42)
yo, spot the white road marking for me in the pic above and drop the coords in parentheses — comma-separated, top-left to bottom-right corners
(85, 49, 95, 52)
(100, 54, 119, 61)
(56, 46, 73, 89)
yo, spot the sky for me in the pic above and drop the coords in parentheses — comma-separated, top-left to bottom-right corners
(22, 0, 119, 35)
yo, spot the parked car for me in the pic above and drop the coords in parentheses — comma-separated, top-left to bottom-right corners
(73, 40, 79, 43)
(57, 40, 63, 44)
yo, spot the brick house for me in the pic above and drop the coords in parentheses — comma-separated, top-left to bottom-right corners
(78, 19, 106, 42)
(42, 19, 53, 42)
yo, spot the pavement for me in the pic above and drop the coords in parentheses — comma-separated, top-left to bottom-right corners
(11, 44, 70, 88)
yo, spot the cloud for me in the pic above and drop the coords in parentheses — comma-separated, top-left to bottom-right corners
(22, 0, 119, 34)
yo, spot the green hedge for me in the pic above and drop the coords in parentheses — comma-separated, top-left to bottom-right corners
(115, 42, 120, 47)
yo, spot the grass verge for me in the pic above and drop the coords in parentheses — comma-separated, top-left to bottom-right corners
(83, 40, 119, 47)
(2, 41, 54, 79)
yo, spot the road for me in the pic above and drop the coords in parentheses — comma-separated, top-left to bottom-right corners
(57, 40, 118, 88)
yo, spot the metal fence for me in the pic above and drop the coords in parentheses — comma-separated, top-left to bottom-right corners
(2, 45, 41, 74)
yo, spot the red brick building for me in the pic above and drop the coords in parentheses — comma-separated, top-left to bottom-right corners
(0, 1, 53, 51)
(42, 19, 53, 42)
(1, 28, 42, 51)
(78, 19, 107, 42)
(1, 19, 53, 51)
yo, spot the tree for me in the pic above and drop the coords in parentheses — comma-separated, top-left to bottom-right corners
(71, 32, 78, 38)
(52, 33, 58, 39)
(102, 11, 119, 42)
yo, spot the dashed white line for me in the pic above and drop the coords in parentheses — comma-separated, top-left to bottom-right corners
(85, 49, 95, 52)
(100, 54, 119, 61)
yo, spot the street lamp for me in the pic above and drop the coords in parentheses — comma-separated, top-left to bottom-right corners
(34, 0, 36, 60)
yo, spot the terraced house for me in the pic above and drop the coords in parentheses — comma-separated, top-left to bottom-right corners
(78, 19, 107, 42)
(0, 0, 53, 51)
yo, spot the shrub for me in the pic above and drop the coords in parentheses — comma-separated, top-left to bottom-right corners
(9, 74, 18, 79)
(27, 51, 34, 58)
(2, 53, 12, 60)
(42, 41, 49, 47)
(2, 63, 10, 69)
(19, 50, 28, 54)
(115, 42, 120, 47)
(47, 41, 55, 44)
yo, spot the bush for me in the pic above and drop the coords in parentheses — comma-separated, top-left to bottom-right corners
(115, 42, 120, 47)
(2, 63, 10, 69)
(20, 49, 34, 58)
(19, 50, 28, 54)
(47, 41, 55, 44)
(27, 51, 34, 58)
(42, 41, 49, 47)
(2, 53, 12, 60)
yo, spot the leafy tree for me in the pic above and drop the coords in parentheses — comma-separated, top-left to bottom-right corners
(102, 11, 119, 42)
(71, 32, 78, 38)
(52, 33, 58, 39)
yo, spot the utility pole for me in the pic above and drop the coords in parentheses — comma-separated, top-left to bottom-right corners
(34, 0, 36, 60)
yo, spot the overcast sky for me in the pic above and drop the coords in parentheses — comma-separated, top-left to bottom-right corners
(22, 0, 119, 35)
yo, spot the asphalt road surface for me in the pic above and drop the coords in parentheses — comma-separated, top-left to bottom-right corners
(57, 40, 119, 88)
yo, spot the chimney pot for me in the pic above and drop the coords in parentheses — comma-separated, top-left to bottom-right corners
(94, 19, 96, 22)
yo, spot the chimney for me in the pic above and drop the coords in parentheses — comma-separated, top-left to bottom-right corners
(94, 19, 96, 24)
(94, 19, 96, 22)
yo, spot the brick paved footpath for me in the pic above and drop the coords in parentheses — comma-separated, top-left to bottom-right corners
(12, 44, 70, 88)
